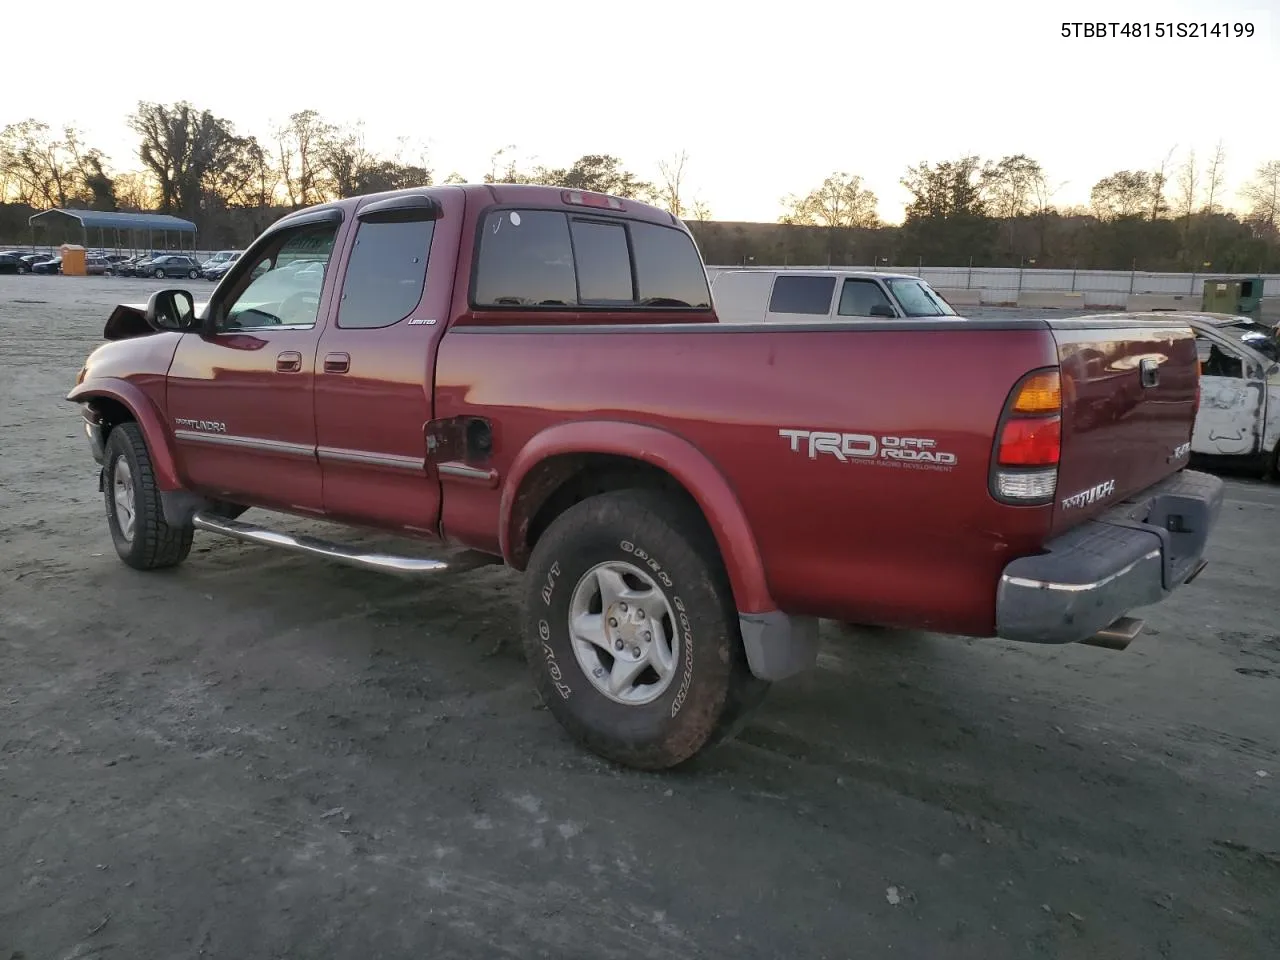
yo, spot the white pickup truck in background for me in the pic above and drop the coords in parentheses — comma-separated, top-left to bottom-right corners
(709, 269, 961, 323)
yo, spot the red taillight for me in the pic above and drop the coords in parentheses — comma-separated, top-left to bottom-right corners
(562, 190, 625, 211)
(998, 416, 1062, 466)
(990, 367, 1063, 505)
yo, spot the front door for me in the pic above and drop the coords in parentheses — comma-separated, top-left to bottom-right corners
(166, 216, 345, 514)
(313, 191, 459, 535)
(1193, 332, 1267, 457)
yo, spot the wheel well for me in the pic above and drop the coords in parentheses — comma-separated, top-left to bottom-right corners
(89, 397, 136, 440)
(514, 454, 712, 568)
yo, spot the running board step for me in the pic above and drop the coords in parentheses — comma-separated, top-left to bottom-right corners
(191, 512, 501, 576)
(1078, 616, 1145, 651)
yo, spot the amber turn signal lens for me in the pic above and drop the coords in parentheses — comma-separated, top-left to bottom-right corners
(1012, 371, 1061, 414)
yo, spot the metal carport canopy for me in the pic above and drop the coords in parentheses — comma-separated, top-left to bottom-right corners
(27, 209, 196, 232)
(28, 208, 198, 255)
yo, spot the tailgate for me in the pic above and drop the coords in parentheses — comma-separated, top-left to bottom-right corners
(1049, 317, 1198, 536)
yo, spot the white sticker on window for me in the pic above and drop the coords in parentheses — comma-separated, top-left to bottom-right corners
(509, 211, 522, 226)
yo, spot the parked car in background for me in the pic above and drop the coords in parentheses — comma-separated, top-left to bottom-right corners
(146, 255, 202, 279)
(85, 256, 112, 276)
(200, 250, 241, 274)
(32, 256, 62, 274)
(116, 253, 166, 277)
(202, 251, 242, 280)
(711, 269, 960, 323)
(17, 253, 51, 274)
(0, 252, 20, 275)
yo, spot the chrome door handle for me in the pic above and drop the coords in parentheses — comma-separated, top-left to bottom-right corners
(323, 352, 350, 374)
(276, 351, 302, 372)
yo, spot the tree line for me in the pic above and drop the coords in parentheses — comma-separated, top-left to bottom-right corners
(2, 103, 1278, 272)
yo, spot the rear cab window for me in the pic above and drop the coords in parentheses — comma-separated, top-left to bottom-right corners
(767, 275, 836, 315)
(472, 208, 711, 312)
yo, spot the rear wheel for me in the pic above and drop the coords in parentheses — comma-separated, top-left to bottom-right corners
(522, 489, 769, 770)
(103, 423, 194, 570)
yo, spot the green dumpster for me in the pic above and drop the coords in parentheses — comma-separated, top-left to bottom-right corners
(1200, 277, 1265, 318)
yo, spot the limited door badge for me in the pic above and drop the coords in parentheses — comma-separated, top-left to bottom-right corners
(407, 317, 437, 326)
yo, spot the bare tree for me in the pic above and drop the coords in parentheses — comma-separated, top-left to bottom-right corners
(981, 154, 1045, 220)
(690, 196, 713, 221)
(275, 109, 334, 207)
(320, 123, 376, 199)
(113, 172, 155, 211)
(130, 101, 239, 218)
(781, 171, 880, 228)
(1202, 141, 1227, 215)
(655, 150, 689, 218)
(1174, 148, 1198, 221)
(1090, 171, 1152, 220)
(1149, 146, 1176, 220)
(1240, 159, 1280, 233)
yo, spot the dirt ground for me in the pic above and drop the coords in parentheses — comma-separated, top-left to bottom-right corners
(2, 275, 1278, 960)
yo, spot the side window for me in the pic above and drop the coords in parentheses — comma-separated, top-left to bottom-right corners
(337, 218, 435, 329)
(1198, 336, 1244, 378)
(837, 279, 894, 316)
(768, 275, 836, 315)
(218, 223, 339, 331)
(630, 221, 711, 308)
(474, 210, 576, 306)
(569, 219, 632, 303)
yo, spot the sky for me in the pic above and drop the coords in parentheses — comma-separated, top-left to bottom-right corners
(5, 0, 1278, 224)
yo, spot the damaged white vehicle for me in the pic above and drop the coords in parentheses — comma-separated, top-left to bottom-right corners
(1164, 313, 1280, 479)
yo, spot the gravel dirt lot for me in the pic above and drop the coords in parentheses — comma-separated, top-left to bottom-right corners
(2, 275, 1278, 959)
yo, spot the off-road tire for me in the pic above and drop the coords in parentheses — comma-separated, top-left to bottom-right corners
(522, 489, 769, 770)
(103, 422, 194, 570)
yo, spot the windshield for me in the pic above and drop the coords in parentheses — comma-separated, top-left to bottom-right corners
(885, 278, 956, 317)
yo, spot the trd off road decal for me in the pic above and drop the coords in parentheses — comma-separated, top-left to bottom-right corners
(778, 428, 958, 472)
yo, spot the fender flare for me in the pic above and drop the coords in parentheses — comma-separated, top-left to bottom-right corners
(499, 420, 776, 615)
(67, 378, 182, 491)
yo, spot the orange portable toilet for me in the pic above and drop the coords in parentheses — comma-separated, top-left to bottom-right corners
(60, 243, 87, 276)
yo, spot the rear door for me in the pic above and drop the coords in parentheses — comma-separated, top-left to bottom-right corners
(1049, 317, 1200, 535)
(312, 189, 461, 534)
(1191, 329, 1268, 456)
(764, 273, 837, 323)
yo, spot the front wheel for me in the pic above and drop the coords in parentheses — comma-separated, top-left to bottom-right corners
(153, 268, 165, 279)
(187, 268, 199, 279)
(103, 422, 194, 570)
(522, 489, 769, 770)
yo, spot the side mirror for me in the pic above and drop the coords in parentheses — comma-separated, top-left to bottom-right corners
(869, 303, 896, 318)
(145, 289, 197, 332)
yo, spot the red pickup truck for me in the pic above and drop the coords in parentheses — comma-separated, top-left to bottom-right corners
(69, 183, 1224, 770)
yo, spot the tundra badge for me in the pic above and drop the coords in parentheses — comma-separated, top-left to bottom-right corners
(1061, 479, 1116, 511)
